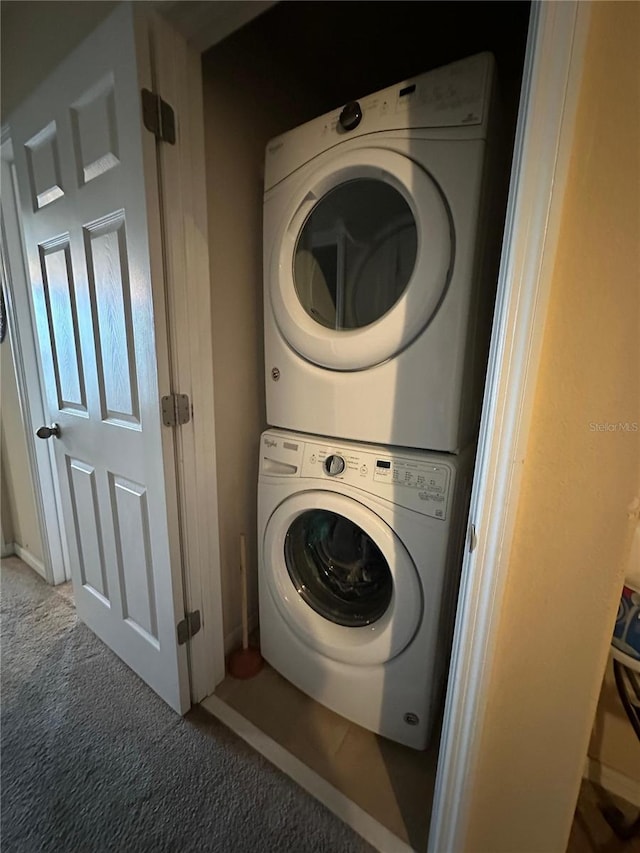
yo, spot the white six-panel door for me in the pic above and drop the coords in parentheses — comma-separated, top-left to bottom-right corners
(9, 3, 190, 712)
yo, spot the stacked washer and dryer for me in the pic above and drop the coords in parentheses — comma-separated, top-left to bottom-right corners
(257, 53, 503, 750)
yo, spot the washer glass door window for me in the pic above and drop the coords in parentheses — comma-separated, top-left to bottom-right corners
(263, 490, 422, 665)
(285, 508, 393, 627)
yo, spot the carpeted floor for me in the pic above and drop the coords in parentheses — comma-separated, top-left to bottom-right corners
(0, 558, 375, 853)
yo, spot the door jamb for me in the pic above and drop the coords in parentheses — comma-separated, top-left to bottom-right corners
(142, 9, 226, 699)
(427, 2, 592, 849)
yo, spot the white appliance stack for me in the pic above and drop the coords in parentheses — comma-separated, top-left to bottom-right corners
(257, 53, 502, 749)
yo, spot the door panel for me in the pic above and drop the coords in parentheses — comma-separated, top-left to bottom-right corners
(39, 237, 87, 412)
(84, 212, 140, 425)
(66, 457, 109, 602)
(70, 73, 120, 186)
(23, 122, 65, 209)
(9, 3, 190, 712)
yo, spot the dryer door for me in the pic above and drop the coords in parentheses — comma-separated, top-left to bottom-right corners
(263, 490, 422, 665)
(269, 147, 452, 371)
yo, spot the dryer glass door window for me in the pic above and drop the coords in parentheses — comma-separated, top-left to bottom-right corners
(284, 509, 393, 627)
(294, 180, 418, 330)
(270, 148, 452, 371)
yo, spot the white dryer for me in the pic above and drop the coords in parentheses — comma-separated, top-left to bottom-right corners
(257, 429, 473, 750)
(263, 52, 503, 452)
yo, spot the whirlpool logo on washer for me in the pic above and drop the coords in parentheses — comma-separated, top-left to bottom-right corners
(264, 437, 299, 452)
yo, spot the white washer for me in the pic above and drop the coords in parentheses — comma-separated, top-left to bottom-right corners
(264, 52, 503, 452)
(258, 429, 473, 750)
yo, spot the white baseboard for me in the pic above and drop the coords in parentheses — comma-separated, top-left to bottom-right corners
(201, 694, 415, 853)
(584, 757, 640, 808)
(13, 544, 47, 580)
(1, 541, 15, 558)
(224, 613, 260, 655)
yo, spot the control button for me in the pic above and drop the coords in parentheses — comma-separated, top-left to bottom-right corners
(360, 464, 368, 475)
(324, 454, 346, 476)
(310, 453, 317, 464)
(338, 101, 362, 132)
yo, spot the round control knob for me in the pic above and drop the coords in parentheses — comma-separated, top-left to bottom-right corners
(338, 101, 362, 132)
(324, 454, 346, 476)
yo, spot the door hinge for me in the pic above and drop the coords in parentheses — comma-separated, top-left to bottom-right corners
(161, 393, 191, 427)
(177, 610, 201, 645)
(141, 89, 176, 144)
(469, 523, 478, 552)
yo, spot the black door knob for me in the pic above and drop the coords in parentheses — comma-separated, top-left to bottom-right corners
(36, 424, 60, 440)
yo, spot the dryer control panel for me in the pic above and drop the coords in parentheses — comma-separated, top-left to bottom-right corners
(264, 52, 494, 191)
(260, 430, 455, 520)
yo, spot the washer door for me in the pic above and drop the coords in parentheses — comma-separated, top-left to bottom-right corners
(263, 490, 422, 665)
(269, 147, 452, 371)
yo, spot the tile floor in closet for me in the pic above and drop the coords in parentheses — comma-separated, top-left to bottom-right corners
(202, 661, 640, 853)
(204, 659, 440, 851)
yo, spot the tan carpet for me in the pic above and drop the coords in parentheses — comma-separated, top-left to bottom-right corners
(1, 558, 374, 853)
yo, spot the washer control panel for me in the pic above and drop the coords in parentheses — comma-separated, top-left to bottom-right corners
(310, 442, 451, 520)
(260, 430, 454, 519)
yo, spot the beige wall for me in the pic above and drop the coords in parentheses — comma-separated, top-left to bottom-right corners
(0, 344, 43, 562)
(1, 419, 15, 549)
(463, 3, 640, 850)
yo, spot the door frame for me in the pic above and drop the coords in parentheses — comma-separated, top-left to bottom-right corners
(142, 9, 226, 699)
(428, 1, 592, 848)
